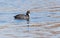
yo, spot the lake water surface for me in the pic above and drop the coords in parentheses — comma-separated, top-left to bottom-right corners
(0, 0, 60, 38)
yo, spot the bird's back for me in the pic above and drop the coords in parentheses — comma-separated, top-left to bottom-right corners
(14, 14, 29, 19)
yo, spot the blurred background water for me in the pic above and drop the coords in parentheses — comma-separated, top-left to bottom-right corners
(0, 0, 60, 38)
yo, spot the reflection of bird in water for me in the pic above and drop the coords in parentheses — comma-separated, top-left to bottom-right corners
(26, 20, 30, 32)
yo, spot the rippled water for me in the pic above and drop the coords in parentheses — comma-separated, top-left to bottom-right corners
(0, 0, 60, 38)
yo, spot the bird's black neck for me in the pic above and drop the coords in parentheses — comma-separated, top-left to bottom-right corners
(26, 13, 29, 15)
(26, 10, 30, 16)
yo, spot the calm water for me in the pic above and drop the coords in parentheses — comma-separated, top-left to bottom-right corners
(0, 0, 60, 38)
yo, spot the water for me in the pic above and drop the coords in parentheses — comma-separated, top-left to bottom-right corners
(0, 0, 60, 38)
(0, 12, 60, 24)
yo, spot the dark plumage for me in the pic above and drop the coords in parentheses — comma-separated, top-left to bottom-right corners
(14, 10, 30, 20)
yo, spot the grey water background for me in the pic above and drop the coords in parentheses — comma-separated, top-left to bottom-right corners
(0, 0, 60, 38)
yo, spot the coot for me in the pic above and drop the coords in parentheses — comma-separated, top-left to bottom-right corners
(14, 10, 30, 20)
